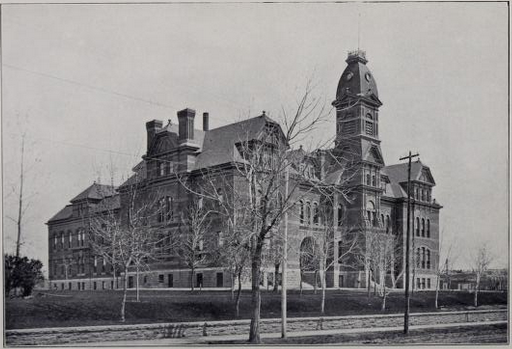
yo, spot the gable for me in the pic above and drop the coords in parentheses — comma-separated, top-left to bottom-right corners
(418, 167, 436, 185)
(149, 134, 178, 155)
(364, 145, 384, 165)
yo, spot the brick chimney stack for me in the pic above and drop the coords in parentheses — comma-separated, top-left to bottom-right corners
(203, 112, 209, 131)
(146, 119, 163, 151)
(177, 108, 195, 142)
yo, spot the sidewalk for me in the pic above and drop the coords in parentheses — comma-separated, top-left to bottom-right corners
(73, 320, 507, 346)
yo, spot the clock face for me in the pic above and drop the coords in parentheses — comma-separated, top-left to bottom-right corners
(346, 72, 354, 81)
(365, 73, 371, 82)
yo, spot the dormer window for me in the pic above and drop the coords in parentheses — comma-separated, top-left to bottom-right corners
(159, 162, 166, 176)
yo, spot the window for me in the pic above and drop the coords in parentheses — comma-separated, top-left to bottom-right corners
(69, 282, 72, 290)
(61, 283, 64, 290)
(68, 231, 72, 248)
(299, 201, 305, 225)
(421, 189, 425, 201)
(421, 278, 426, 290)
(216, 272, 224, 287)
(102, 258, 106, 273)
(313, 202, 319, 225)
(217, 232, 224, 247)
(61, 232, 64, 247)
(196, 273, 203, 288)
(82, 282, 85, 290)
(165, 196, 173, 221)
(78, 282, 81, 291)
(143, 276, 148, 284)
(93, 256, 97, 273)
(366, 173, 371, 185)
(93, 282, 97, 290)
(366, 113, 373, 120)
(158, 274, 164, 284)
(416, 217, 420, 236)
(54, 234, 57, 249)
(427, 249, 431, 269)
(427, 190, 431, 202)
(365, 121, 373, 135)
(386, 215, 391, 234)
(306, 202, 311, 225)
(417, 278, 421, 289)
(111, 280, 114, 289)
(159, 161, 166, 176)
(372, 175, 376, 187)
(416, 248, 421, 268)
(427, 278, 431, 289)
(337, 205, 344, 227)
(168, 274, 173, 288)
(102, 281, 105, 290)
(381, 214, 384, 228)
(421, 247, 426, 269)
(427, 220, 431, 238)
(421, 218, 425, 237)
(338, 241, 343, 260)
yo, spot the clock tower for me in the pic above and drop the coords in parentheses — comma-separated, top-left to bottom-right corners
(332, 50, 385, 229)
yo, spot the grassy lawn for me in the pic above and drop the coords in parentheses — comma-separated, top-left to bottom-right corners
(5, 289, 507, 330)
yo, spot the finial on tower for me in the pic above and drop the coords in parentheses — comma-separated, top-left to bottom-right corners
(346, 49, 367, 64)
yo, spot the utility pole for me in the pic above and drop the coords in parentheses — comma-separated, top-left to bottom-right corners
(399, 151, 419, 335)
(281, 166, 289, 338)
(16, 134, 26, 258)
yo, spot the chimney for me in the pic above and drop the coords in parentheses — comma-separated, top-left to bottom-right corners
(177, 108, 195, 142)
(203, 112, 209, 131)
(146, 119, 163, 151)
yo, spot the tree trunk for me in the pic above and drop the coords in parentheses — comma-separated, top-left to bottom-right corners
(190, 266, 195, 292)
(313, 270, 318, 294)
(435, 274, 440, 309)
(136, 267, 140, 302)
(273, 263, 280, 293)
(299, 271, 303, 297)
(248, 243, 263, 343)
(120, 267, 129, 322)
(367, 269, 371, 298)
(231, 273, 235, 301)
(474, 280, 479, 307)
(381, 287, 387, 311)
(236, 270, 243, 317)
(321, 268, 326, 314)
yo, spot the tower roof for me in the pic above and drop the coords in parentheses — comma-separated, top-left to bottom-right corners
(336, 50, 379, 101)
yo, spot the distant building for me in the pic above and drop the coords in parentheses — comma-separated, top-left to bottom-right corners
(47, 50, 442, 290)
(440, 269, 508, 291)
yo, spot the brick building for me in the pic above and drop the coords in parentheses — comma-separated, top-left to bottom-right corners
(47, 50, 442, 291)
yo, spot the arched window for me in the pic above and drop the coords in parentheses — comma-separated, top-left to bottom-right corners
(366, 173, 371, 185)
(367, 201, 376, 227)
(299, 201, 305, 225)
(427, 219, 431, 238)
(416, 217, 420, 236)
(381, 214, 384, 228)
(421, 247, 426, 269)
(416, 248, 421, 268)
(421, 189, 425, 201)
(337, 204, 344, 227)
(306, 202, 311, 225)
(68, 230, 72, 248)
(426, 249, 431, 269)
(421, 218, 425, 237)
(372, 175, 376, 187)
(313, 202, 319, 225)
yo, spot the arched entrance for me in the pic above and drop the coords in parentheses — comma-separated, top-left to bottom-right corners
(299, 236, 320, 291)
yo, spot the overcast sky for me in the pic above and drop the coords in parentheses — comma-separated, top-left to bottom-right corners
(2, 2, 508, 272)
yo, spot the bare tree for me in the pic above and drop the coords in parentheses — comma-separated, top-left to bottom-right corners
(89, 179, 168, 322)
(434, 234, 457, 308)
(177, 198, 213, 291)
(365, 231, 404, 311)
(471, 243, 493, 307)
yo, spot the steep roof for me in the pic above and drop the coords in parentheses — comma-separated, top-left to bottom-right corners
(384, 160, 435, 185)
(47, 205, 73, 223)
(336, 50, 380, 102)
(154, 122, 206, 152)
(194, 114, 280, 170)
(70, 183, 117, 203)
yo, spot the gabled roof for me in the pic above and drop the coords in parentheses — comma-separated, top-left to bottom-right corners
(383, 160, 436, 185)
(150, 122, 206, 155)
(70, 183, 117, 203)
(47, 205, 73, 223)
(194, 114, 282, 170)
